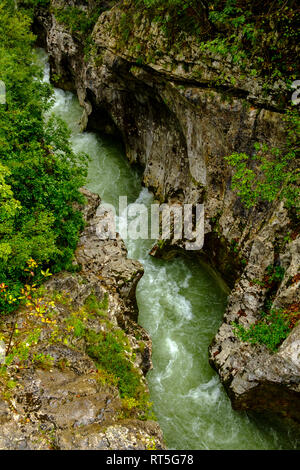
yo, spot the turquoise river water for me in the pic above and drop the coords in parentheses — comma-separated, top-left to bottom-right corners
(38, 49, 300, 450)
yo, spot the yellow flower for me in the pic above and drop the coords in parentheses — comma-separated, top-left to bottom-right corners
(27, 258, 38, 268)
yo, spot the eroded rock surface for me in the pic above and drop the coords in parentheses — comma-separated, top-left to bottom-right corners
(0, 366, 164, 450)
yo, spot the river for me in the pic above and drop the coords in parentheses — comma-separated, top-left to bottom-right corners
(37, 48, 299, 450)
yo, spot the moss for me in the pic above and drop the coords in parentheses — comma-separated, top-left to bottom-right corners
(202, 232, 244, 288)
(94, 53, 103, 68)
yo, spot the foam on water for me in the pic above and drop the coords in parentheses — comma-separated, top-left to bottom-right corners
(35, 48, 300, 450)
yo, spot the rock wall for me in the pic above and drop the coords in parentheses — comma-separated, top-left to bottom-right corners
(34, 1, 300, 422)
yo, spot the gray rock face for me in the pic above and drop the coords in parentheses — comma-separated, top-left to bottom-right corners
(35, 2, 300, 421)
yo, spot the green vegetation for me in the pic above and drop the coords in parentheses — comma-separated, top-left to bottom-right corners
(120, 0, 298, 86)
(53, 4, 103, 38)
(64, 293, 148, 405)
(84, 292, 109, 316)
(0, 0, 87, 314)
(86, 329, 143, 398)
(0, 273, 153, 420)
(265, 264, 285, 284)
(233, 309, 291, 352)
(20, 0, 50, 7)
(234, 262, 299, 351)
(86, 328, 153, 419)
(41, 1, 117, 56)
(63, 295, 153, 419)
(225, 109, 299, 215)
(0, 270, 58, 394)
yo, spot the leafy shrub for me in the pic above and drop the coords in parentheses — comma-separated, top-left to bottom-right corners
(0, 0, 87, 312)
(65, 302, 152, 416)
(0, 281, 23, 315)
(53, 6, 95, 37)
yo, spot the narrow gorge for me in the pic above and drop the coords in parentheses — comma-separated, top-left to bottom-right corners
(0, 0, 299, 451)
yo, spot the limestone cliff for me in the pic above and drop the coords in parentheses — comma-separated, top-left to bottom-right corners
(33, 1, 300, 422)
